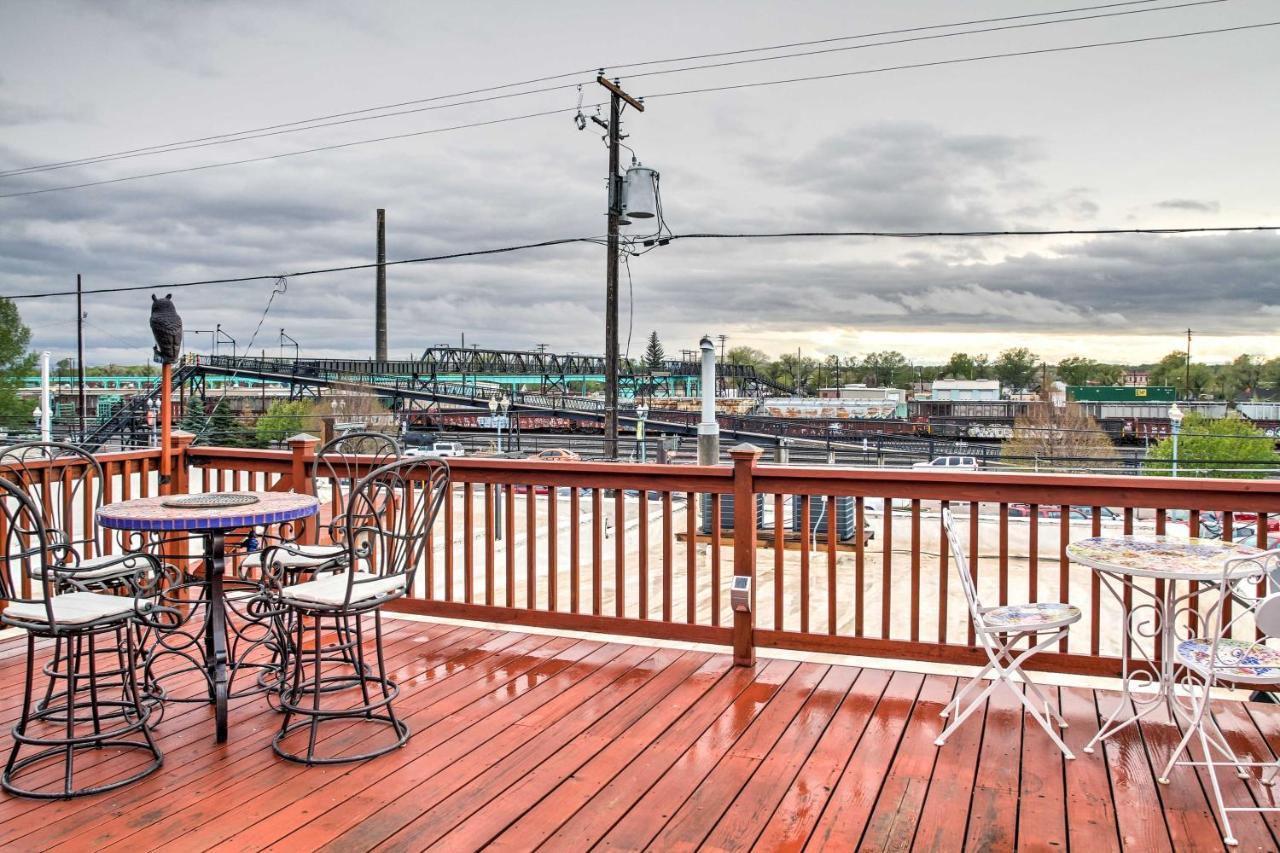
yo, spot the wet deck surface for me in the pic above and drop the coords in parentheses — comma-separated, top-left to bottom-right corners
(0, 617, 1276, 851)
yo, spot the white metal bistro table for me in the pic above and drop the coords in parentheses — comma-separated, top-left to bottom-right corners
(1066, 534, 1262, 753)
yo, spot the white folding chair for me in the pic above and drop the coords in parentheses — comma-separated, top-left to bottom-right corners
(936, 507, 1081, 758)
(1158, 547, 1280, 847)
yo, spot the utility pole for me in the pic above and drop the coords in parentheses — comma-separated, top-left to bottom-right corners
(76, 274, 86, 441)
(1184, 328, 1192, 400)
(598, 74, 644, 460)
(375, 209, 387, 362)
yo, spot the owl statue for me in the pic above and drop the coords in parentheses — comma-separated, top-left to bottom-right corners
(149, 293, 183, 364)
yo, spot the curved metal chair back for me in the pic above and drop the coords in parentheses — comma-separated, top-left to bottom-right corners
(1196, 548, 1280, 678)
(0, 476, 58, 626)
(941, 507, 985, 624)
(311, 431, 401, 547)
(0, 442, 104, 568)
(341, 457, 449, 608)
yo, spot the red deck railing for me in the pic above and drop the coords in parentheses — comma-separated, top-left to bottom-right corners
(7, 437, 1280, 677)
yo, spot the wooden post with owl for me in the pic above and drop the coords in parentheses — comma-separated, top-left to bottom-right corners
(149, 294, 183, 487)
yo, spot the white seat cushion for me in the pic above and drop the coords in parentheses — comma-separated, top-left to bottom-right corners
(280, 571, 405, 608)
(1177, 638, 1280, 682)
(979, 602, 1081, 632)
(241, 544, 346, 570)
(44, 553, 150, 581)
(4, 591, 145, 626)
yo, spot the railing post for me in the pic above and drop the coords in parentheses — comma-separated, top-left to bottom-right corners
(730, 443, 762, 666)
(287, 433, 319, 543)
(163, 429, 195, 497)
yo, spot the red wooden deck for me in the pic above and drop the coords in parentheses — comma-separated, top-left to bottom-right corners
(1, 617, 1278, 851)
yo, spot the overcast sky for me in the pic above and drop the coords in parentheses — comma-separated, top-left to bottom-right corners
(1, 0, 1277, 367)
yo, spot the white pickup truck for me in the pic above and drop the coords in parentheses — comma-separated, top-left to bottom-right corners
(912, 455, 979, 471)
(405, 441, 465, 459)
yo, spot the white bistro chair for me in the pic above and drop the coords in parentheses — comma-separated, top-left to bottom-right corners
(937, 507, 1081, 758)
(1158, 547, 1280, 847)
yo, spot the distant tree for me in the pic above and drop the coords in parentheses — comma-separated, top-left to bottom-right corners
(1223, 354, 1264, 400)
(972, 354, 992, 379)
(254, 400, 312, 448)
(993, 348, 1040, 391)
(1144, 414, 1279, 479)
(943, 352, 976, 379)
(177, 400, 209, 440)
(775, 354, 819, 395)
(1147, 350, 1192, 391)
(1055, 357, 1097, 386)
(201, 400, 253, 447)
(643, 331, 665, 370)
(726, 346, 769, 368)
(861, 351, 909, 387)
(1002, 394, 1118, 471)
(0, 299, 37, 429)
(1262, 356, 1280, 392)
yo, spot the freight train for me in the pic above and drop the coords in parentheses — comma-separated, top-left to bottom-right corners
(408, 398, 1242, 446)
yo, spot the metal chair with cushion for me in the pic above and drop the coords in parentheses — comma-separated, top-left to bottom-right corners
(0, 441, 167, 723)
(271, 456, 448, 764)
(1158, 548, 1280, 847)
(0, 477, 168, 798)
(244, 431, 402, 688)
(936, 507, 1080, 758)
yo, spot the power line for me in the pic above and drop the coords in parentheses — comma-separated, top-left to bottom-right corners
(1, 226, 1273, 301)
(0, 108, 583, 199)
(641, 20, 1280, 100)
(0, 0, 1174, 179)
(5, 18, 1274, 200)
(624, 0, 1230, 83)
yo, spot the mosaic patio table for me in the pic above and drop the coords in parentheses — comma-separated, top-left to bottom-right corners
(99, 491, 319, 743)
(1066, 534, 1262, 754)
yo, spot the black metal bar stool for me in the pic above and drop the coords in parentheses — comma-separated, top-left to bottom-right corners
(0, 477, 169, 799)
(271, 457, 448, 765)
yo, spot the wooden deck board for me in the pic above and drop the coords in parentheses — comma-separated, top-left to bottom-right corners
(0, 618, 1270, 851)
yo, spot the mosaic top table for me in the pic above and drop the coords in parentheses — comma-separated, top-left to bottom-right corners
(99, 491, 319, 743)
(1066, 534, 1262, 753)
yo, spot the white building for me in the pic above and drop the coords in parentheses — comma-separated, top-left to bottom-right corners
(929, 379, 1002, 401)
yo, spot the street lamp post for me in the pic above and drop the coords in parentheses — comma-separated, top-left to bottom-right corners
(636, 403, 649, 462)
(489, 393, 511, 540)
(1168, 402, 1184, 477)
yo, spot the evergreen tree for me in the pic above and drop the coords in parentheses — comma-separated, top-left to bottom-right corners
(201, 400, 252, 447)
(643, 331, 665, 370)
(0, 299, 37, 431)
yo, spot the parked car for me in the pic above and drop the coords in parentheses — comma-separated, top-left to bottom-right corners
(405, 441, 465, 459)
(531, 448, 581, 462)
(913, 455, 979, 471)
(1008, 504, 1120, 521)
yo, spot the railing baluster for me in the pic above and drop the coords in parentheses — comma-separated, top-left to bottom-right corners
(938, 499, 948, 644)
(505, 485, 516, 606)
(1221, 511, 1234, 636)
(968, 503, 979, 648)
(1189, 509, 1201, 633)
(910, 498, 921, 642)
(828, 494, 839, 635)
(424, 487, 435, 600)
(592, 489, 604, 616)
(709, 493, 720, 626)
(638, 491, 648, 620)
(527, 485, 538, 610)
(443, 484, 455, 602)
(685, 492, 696, 624)
(548, 488, 559, 613)
(662, 492, 673, 622)
(856, 496, 866, 638)
(570, 487, 581, 614)
(774, 493, 785, 632)
(463, 482, 475, 604)
(1058, 503, 1070, 653)
(615, 489, 626, 618)
(1028, 504, 1039, 602)
(799, 494, 810, 634)
(883, 498, 895, 639)
(998, 503, 1009, 606)
(483, 484, 494, 606)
